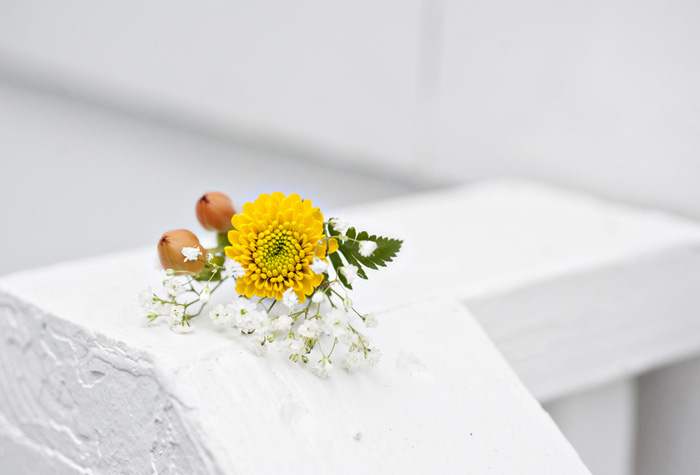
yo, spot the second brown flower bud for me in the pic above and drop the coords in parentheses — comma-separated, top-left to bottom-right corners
(196, 191, 236, 232)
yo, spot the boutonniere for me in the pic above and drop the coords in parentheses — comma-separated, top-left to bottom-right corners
(139, 191, 402, 378)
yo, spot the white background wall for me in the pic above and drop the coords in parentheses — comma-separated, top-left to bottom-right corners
(1, 0, 698, 217)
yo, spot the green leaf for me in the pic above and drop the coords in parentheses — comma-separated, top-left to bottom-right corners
(326, 223, 402, 287)
(338, 246, 368, 280)
(367, 235, 403, 268)
(341, 228, 402, 270)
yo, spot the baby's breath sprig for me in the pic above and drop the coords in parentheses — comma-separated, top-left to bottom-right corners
(138, 191, 402, 378)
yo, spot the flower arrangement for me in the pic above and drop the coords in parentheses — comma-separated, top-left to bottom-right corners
(139, 191, 402, 378)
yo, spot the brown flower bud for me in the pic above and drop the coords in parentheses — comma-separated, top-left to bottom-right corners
(158, 229, 206, 273)
(196, 191, 236, 232)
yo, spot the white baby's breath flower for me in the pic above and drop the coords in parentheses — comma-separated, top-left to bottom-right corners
(163, 279, 184, 298)
(168, 305, 185, 325)
(138, 287, 154, 311)
(312, 359, 333, 379)
(181, 246, 202, 262)
(358, 240, 378, 257)
(199, 286, 211, 304)
(324, 308, 348, 338)
(281, 337, 306, 357)
(223, 259, 246, 279)
(329, 216, 350, 235)
(363, 312, 378, 328)
(253, 310, 270, 333)
(227, 297, 257, 321)
(340, 330, 358, 347)
(339, 265, 359, 285)
(343, 351, 365, 373)
(271, 314, 293, 333)
(151, 301, 171, 316)
(298, 319, 322, 339)
(209, 303, 232, 328)
(309, 257, 329, 275)
(236, 308, 268, 334)
(366, 349, 382, 366)
(282, 287, 298, 309)
(343, 296, 353, 310)
(206, 253, 214, 263)
(171, 322, 193, 334)
(311, 290, 325, 304)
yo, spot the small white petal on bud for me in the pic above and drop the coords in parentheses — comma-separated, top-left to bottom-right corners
(158, 229, 205, 273)
(181, 246, 203, 262)
(358, 240, 378, 257)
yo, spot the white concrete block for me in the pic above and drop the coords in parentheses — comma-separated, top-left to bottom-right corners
(635, 355, 700, 474)
(0, 1, 422, 169)
(544, 379, 637, 475)
(340, 179, 700, 401)
(0, 265, 587, 473)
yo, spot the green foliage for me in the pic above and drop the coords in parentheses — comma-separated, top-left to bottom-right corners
(327, 222, 403, 289)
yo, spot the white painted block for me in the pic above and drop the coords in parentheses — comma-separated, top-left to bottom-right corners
(635, 355, 700, 474)
(544, 379, 637, 475)
(0, 1, 422, 169)
(0, 267, 587, 472)
(340, 179, 700, 401)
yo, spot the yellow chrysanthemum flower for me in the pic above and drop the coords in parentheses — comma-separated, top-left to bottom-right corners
(225, 192, 338, 302)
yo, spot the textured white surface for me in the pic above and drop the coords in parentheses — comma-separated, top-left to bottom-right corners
(341, 179, 700, 401)
(0, 258, 587, 473)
